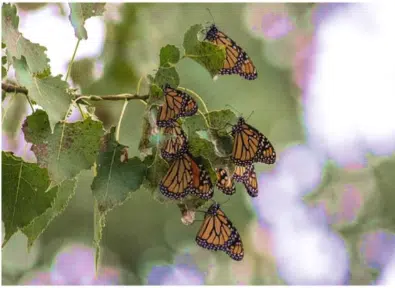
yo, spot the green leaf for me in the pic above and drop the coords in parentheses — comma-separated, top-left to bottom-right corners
(21, 178, 77, 250)
(2, 66, 6, 79)
(207, 129, 233, 157)
(183, 109, 237, 136)
(154, 66, 179, 88)
(147, 74, 155, 84)
(21, 109, 51, 143)
(143, 153, 169, 200)
(93, 200, 106, 272)
(69, 58, 94, 89)
(14, 57, 72, 131)
(205, 109, 238, 130)
(182, 114, 207, 136)
(2, 92, 28, 138)
(91, 126, 147, 211)
(188, 133, 217, 162)
(147, 83, 164, 107)
(159, 44, 180, 68)
(138, 115, 154, 156)
(2, 3, 50, 73)
(153, 44, 181, 88)
(68, 3, 106, 40)
(2, 152, 56, 246)
(188, 133, 229, 172)
(182, 109, 237, 169)
(183, 24, 226, 77)
(22, 109, 104, 185)
(91, 127, 147, 269)
(138, 109, 165, 157)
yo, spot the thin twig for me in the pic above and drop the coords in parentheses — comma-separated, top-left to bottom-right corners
(75, 94, 149, 102)
(2, 83, 150, 102)
(115, 99, 128, 142)
(65, 39, 81, 82)
(2, 83, 28, 95)
(65, 39, 85, 119)
(25, 94, 35, 113)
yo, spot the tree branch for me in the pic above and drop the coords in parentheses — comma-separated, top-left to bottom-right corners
(76, 94, 149, 102)
(2, 83, 28, 95)
(2, 82, 149, 102)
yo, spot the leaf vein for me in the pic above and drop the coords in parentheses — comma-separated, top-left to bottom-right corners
(11, 161, 23, 229)
(104, 149, 117, 199)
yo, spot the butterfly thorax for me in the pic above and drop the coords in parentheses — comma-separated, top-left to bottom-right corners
(207, 203, 220, 215)
(205, 24, 219, 41)
(231, 117, 246, 136)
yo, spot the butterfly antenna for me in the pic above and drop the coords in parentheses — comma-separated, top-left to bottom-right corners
(225, 104, 242, 117)
(206, 8, 216, 25)
(224, 122, 233, 128)
(209, 198, 217, 206)
(246, 111, 255, 122)
(221, 196, 232, 207)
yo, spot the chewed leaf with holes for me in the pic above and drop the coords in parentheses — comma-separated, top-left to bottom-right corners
(143, 153, 169, 201)
(2, 3, 49, 73)
(91, 127, 147, 266)
(2, 152, 57, 245)
(147, 83, 164, 108)
(68, 3, 106, 40)
(154, 67, 179, 88)
(154, 45, 181, 88)
(206, 109, 238, 130)
(160, 45, 180, 68)
(22, 178, 77, 250)
(183, 24, 226, 77)
(183, 109, 237, 136)
(22, 109, 104, 185)
(14, 57, 72, 131)
(91, 126, 147, 211)
(182, 109, 236, 168)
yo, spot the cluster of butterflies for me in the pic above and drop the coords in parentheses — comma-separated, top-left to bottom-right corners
(155, 24, 276, 261)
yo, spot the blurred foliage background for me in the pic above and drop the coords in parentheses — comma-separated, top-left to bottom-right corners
(3, 2, 395, 285)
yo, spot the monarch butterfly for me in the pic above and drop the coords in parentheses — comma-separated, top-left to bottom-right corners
(160, 152, 214, 200)
(216, 165, 258, 197)
(233, 165, 258, 197)
(157, 84, 198, 127)
(231, 117, 276, 166)
(204, 24, 257, 80)
(215, 167, 236, 195)
(160, 121, 188, 161)
(226, 234, 244, 261)
(195, 203, 239, 251)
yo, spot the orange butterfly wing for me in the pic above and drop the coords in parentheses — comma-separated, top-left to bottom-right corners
(205, 25, 257, 80)
(225, 234, 244, 261)
(215, 167, 236, 195)
(195, 203, 239, 251)
(157, 85, 198, 127)
(161, 121, 188, 160)
(233, 165, 258, 197)
(231, 117, 276, 166)
(159, 153, 192, 199)
(160, 153, 213, 200)
(189, 159, 214, 200)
